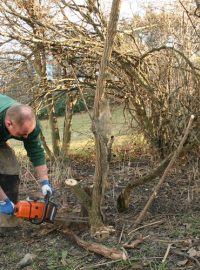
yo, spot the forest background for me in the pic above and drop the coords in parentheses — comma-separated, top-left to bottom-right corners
(0, 0, 200, 269)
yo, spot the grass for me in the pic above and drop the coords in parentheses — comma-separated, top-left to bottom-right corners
(170, 213, 200, 238)
(32, 248, 79, 270)
(42, 106, 135, 148)
(150, 262, 168, 270)
(10, 106, 142, 157)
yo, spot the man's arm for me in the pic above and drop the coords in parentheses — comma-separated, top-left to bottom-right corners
(34, 164, 49, 182)
(23, 121, 53, 196)
(35, 164, 53, 196)
(0, 186, 7, 201)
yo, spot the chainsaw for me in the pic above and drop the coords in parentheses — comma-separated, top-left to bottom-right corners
(14, 192, 58, 225)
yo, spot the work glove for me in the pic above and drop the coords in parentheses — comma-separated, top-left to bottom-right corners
(0, 198, 14, 215)
(40, 180, 53, 196)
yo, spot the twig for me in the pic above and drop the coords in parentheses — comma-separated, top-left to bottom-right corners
(131, 115, 195, 229)
(127, 220, 164, 245)
(118, 224, 125, 244)
(172, 250, 200, 267)
(128, 219, 165, 236)
(123, 237, 146, 249)
(150, 238, 193, 244)
(162, 243, 172, 263)
(179, 0, 200, 38)
(80, 256, 148, 270)
(79, 259, 121, 269)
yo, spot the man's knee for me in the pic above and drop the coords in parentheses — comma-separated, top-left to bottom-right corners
(0, 143, 19, 175)
(0, 175, 20, 203)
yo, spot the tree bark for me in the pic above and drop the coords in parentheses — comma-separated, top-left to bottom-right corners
(46, 92, 61, 157)
(65, 179, 92, 212)
(90, 0, 122, 235)
(62, 227, 128, 261)
(40, 129, 54, 161)
(61, 94, 76, 160)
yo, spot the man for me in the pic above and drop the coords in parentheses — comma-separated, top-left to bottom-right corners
(0, 94, 53, 232)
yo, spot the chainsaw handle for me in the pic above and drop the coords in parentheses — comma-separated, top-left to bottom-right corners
(44, 191, 51, 202)
(30, 191, 51, 225)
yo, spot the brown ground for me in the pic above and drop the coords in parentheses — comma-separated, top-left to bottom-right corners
(0, 157, 200, 270)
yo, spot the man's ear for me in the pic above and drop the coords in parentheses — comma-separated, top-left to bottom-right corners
(5, 118, 12, 128)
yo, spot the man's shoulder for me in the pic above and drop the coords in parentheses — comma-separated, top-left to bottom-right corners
(27, 119, 41, 139)
(0, 94, 19, 113)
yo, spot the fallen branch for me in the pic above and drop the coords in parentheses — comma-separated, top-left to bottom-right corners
(61, 227, 128, 261)
(123, 237, 145, 249)
(131, 115, 195, 229)
(117, 153, 172, 212)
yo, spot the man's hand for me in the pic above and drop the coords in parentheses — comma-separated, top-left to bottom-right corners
(40, 180, 53, 196)
(0, 198, 14, 215)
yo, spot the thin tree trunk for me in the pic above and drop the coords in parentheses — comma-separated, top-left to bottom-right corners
(90, 0, 121, 235)
(46, 92, 61, 157)
(40, 129, 54, 161)
(61, 94, 76, 160)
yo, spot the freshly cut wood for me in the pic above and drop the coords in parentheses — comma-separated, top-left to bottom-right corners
(65, 179, 92, 211)
(65, 179, 78, 186)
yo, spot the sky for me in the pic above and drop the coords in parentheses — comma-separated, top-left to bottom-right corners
(100, 0, 176, 19)
(67, 0, 177, 24)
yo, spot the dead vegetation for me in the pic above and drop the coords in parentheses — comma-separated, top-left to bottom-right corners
(0, 1, 200, 269)
(1, 151, 200, 269)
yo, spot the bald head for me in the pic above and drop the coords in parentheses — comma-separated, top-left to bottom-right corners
(5, 104, 36, 138)
(6, 104, 36, 126)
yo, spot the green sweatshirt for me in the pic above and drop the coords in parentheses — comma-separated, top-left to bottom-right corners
(0, 94, 45, 167)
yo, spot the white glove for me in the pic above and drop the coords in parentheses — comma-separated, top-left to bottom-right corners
(40, 180, 53, 196)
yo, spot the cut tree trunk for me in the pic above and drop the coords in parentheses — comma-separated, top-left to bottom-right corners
(65, 179, 92, 212)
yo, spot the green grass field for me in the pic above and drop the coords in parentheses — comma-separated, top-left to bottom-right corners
(10, 106, 143, 155)
(42, 106, 139, 151)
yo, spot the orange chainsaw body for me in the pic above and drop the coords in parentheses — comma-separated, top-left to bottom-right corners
(14, 200, 47, 220)
(14, 196, 58, 224)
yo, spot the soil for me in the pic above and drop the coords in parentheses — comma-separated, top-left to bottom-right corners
(0, 157, 200, 270)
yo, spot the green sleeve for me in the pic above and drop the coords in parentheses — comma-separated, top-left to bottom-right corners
(23, 120, 46, 167)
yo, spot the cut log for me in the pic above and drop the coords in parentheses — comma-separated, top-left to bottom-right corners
(62, 227, 128, 261)
(65, 179, 92, 212)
